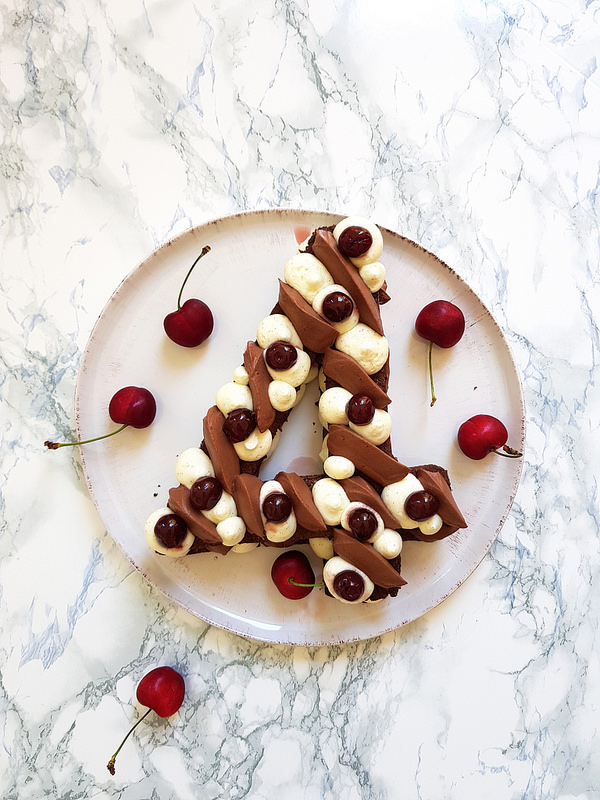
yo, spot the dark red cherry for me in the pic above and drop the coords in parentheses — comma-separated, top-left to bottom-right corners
(262, 492, 293, 522)
(322, 291, 354, 323)
(338, 226, 373, 258)
(154, 514, 188, 548)
(404, 491, 440, 521)
(163, 246, 214, 348)
(190, 477, 223, 510)
(222, 408, 256, 443)
(271, 551, 317, 599)
(346, 394, 375, 425)
(265, 341, 297, 371)
(348, 508, 378, 541)
(333, 569, 365, 602)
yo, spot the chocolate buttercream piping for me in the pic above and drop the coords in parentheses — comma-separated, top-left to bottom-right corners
(322, 348, 391, 408)
(275, 471, 328, 533)
(203, 405, 240, 494)
(277, 280, 338, 353)
(311, 229, 384, 335)
(168, 485, 223, 546)
(232, 473, 265, 538)
(333, 528, 407, 589)
(243, 341, 276, 433)
(338, 476, 400, 530)
(327, 424, 410, 486)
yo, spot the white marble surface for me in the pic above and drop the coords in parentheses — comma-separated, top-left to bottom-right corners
(1, 0, 599, 797)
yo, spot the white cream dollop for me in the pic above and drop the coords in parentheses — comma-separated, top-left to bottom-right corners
(144, 508, 195, 558)
(318, 387, 352, 427)
(349, 408, 392, 446)
(372, 528, 403, 559)
(311, 478, 350, 526)
(309, 537, 335, 560)
(259, 480, 297, 543)
(232, 365, 250, 385)
(175, 448, 215, 489)
(233, 428, 273, 462)
(256, 314, 303, 349)
(312, 284, 359, 334)
(381, 474, 443, 536)
(200, 490, 237, 524)
(335, 323, 389, 375)
(264, 346, 311, 387)
(268, 380, 297, 412)
(359, 261, 386, 292)
(284, 252, 334, 303)
(323, 556, 374, 603)
(216, 515, 246, 547)
(216, 382, 254, 416)
(232, 542, 259, 553)
(333, 216, 384, 268)
(324, 455, 355, 480)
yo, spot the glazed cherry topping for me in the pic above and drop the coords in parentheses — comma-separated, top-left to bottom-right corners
(265, 341, 297, 371)
(262, 492, 293, 522)
(346, 394, 375, 425)
(190, 476, 223, 511)
(348, 508, 378, 541)
(154, 514, 188, 548)
(404, 490, 440, 521)
(222, 408, 257, 443)
(333, 569, 365, 602)
(338, 226, 373, 258)
(321, 291, 354, 323)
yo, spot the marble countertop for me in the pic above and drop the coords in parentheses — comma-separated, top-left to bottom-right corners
(2, 0, 599, 797)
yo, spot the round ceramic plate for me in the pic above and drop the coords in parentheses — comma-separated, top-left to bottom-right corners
(76, 209, 524, 645)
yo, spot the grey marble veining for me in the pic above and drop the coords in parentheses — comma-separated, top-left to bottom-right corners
(1, 0, 599, 797)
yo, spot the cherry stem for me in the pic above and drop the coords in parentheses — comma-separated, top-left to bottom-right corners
(428, 341, 437, 407)
(107, 707, 152, 775)
(176, 245, 211, 310)
(492, 445, 523, 459)
(288, 578, 325, 588)
(44, 423, 128, 450)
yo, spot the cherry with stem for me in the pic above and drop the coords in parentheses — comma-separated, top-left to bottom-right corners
(163, 246, 214, 347)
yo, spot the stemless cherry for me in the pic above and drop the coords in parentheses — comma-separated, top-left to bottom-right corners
(322, 291, 354, 323)
(346, 394, 375, 425)
(404, 491, 440, 521)
(265, 341, 297, 371)
(190, 477, 223, 510)
(348, 508, 378, 541)
(262, 492, 293, 522)
(338, 226, 373, 258)
(222, 408, 256, 443)
(333, 570, 365, 602)
(154, 514, 188, 548)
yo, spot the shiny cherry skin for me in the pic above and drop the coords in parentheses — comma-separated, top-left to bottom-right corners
(262, 492, 293, 522)
(136, 667, 185, 718)
(164, 298, 214, 348)
(346, 394, 375, 425)
(338, 226, 373, 258)
(404, 491, 439, 521)
(271, 551, 316, 600)
(265, 341, 297, 371)
(322, 291, 354, 323)
(348, 508, 378, 541)
(190, 477, 223, 510)
(333, 569, 365, 602)
(415, 300, 465, 349)
(154, 514, 188, 548)
(108, 386, 157, 428)
(457, 414, 522, 460)
(222, 408, 256, 443)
